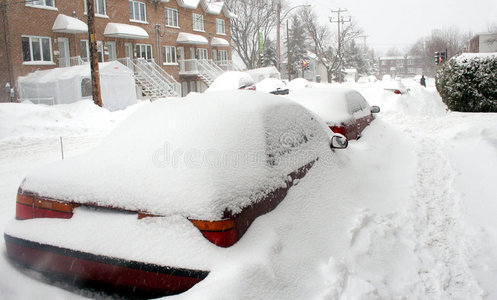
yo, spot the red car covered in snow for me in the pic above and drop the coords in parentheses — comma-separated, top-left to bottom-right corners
(5, 90, 347, 298)
(287, 86, 380, 140)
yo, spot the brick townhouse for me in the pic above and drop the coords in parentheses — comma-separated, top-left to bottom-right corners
(378, 56, 423, 78)
(0, 0, 235, 102)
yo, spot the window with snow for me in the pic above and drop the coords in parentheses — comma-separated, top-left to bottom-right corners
(22, 36, 53, 63)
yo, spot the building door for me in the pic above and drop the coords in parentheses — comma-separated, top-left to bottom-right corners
(212, 49, 217, 62)
(125, 42, 133, 59)
(58, 38, 70, 67)
(106, 41, 116, 61)
(177, 47, 185, 72)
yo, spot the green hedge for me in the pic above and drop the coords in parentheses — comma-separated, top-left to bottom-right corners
(436, 53, 497, 112)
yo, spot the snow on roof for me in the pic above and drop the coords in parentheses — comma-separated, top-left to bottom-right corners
(103, 23, 149, 39)
(20, 91, 329, 219)
(285, 86, 352, 123)
(176, 32, 208, 45)
(211, 37, 230, 47)
(52, 14, 88, 34)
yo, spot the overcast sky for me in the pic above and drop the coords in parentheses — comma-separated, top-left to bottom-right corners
(288, 0, 497, 54)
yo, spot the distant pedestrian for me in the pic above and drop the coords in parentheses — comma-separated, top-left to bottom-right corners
(420, 75, 426, 87)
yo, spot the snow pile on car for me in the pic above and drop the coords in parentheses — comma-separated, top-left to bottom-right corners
(285, 86, 359, 123)
(20, 90, 331, 219)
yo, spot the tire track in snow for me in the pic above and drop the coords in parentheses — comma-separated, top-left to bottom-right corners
(402, 119, 483, 298)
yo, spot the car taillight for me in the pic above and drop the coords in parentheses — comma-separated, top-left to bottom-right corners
(189, 219, 237, 248)
(329, 125, 346, 136)
(138, 213, 238, 247)
(394, 89, 401, 94)
(16, 193, 76, 220)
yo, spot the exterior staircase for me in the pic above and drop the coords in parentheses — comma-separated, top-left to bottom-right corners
(179, 59, 224, 86)
(118, 58, 181, 99)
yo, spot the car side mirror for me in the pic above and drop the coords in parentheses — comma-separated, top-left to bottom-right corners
(330, 135, 348, 149)
(371, 105, 380, 113)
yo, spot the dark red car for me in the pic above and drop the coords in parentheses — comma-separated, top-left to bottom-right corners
(287, 86, 380, 140)
(5, 90, 347, 298)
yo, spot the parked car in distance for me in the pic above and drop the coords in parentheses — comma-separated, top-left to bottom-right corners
(286, 86, 380, 140)
(5, 90, 347, 298)
(382, 80, 409, 94)
(256, 78, 289, 95)
(204, 71, 256, 92)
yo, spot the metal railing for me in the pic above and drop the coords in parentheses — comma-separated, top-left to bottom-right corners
(179, 59, 224, 85)
(118, 57, 180, 98)
(215, 60, 242, 71)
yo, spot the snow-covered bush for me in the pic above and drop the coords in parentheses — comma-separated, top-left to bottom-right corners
(436, 53, 497, 112)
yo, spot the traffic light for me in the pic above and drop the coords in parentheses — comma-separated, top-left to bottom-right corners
(440, 51, 447, 63)
(301, 60, 309, 70)
(434, 52, 440, 65)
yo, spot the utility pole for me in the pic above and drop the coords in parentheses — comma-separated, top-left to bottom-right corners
(87, 0, 102, 107)
(286, 19, 291, 81)
(276, 0, 281, 72)
(329, 9, 350, 83)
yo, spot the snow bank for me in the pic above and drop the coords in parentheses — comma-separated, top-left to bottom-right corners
(0, 100, 145, 142)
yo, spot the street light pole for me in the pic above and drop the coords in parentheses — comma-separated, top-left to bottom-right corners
(277, 4, 310, 78)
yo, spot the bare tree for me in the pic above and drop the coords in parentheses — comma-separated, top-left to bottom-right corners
(299, 7, 362, 82)
(225, 0, 277, 69)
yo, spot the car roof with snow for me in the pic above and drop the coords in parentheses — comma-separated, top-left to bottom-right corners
(286, 86, 369, 123)
(204, 71, 255, 92)
(20, 90, 331, 220)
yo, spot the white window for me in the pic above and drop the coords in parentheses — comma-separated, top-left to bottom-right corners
(84, 0, 107, 16)
(129, 0, 146, 22)
(22, 36, 53, 63)
(163, 46, 177, 64)
(26, 0, 55, 8)
(165, 8, 179, 28)
(218, 50, 228, 61)
(193, 13, 204, 32)
(96, 40, 104, 62)
(106, 41, 116, 61)
(136, 44, 153, 60)
(80, 40, 89, 62)
(80, 40, 104, 62)
(216, 18, 225, 35)
(197, 48, 208, 59)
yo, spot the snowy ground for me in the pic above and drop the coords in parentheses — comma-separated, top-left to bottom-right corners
(1, 80, 497, 299)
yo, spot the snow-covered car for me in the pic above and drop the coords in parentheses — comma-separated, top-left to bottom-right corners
(255, 78, 289, 95)
(204, 71, 255, 92)
(382, 80, 409, 94)
(286, 86, 380, 140)
(5, 90, 347, 298)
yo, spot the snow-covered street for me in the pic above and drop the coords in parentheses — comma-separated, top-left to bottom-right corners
(1, 82, 497, 299)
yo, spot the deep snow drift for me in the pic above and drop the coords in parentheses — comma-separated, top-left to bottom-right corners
(1, 79, 497, 299)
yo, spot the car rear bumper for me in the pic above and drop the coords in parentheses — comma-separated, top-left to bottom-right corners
(5, 233, 208, 297)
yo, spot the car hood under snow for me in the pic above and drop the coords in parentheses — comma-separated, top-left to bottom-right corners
(20, 91, 330, 220)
